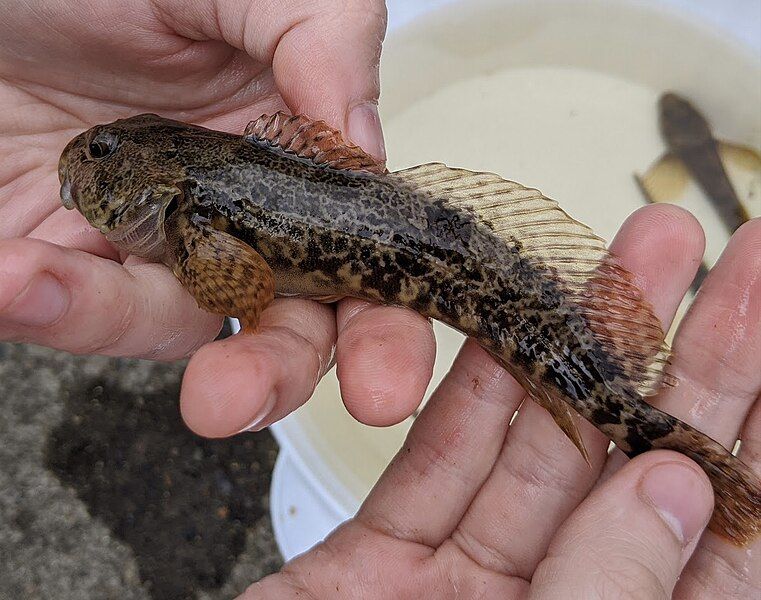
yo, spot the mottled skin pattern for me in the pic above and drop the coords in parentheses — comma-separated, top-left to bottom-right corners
(58, 114, 761, 545)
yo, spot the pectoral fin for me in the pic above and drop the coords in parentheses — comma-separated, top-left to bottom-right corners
(172, 220, 275, 334)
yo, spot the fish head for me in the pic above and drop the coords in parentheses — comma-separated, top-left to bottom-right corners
(58, 114, 191, 259)
(658, 92, 712, 147)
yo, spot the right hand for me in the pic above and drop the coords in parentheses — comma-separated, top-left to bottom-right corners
(246, 211, 761, 599)
(0, 0, 438, 436)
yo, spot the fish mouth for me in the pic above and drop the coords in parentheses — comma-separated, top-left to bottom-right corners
(59, 174, 110, 233)
(58, 154, 78, 211)
(60, 178, 76, 210)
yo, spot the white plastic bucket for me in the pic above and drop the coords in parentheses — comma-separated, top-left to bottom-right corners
(229, 0, 761, 561)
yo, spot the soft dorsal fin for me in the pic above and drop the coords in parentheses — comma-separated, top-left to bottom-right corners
(244, 112, 386, 174)
(393, 163, 673, 402)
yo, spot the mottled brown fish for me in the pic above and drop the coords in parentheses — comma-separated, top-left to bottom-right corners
(635, 92, 758, 291)
(58, 113, 761, 545)
(657, 92, 751, 233)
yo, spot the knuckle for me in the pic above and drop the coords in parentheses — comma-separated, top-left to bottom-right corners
(82, 294, 136, 355)
(405, 431, 480, 489)
(266, 324, 322, 368)
(450, 527, 521, 576)
(501, 430, 588, 496)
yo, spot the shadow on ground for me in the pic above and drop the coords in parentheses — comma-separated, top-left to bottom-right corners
(0, 342, 283, 600)
(46, 376, 278, 599)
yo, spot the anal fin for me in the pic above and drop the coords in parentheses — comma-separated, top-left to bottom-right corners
(531, 387, 592, 466)
(498, 357, 592, 466)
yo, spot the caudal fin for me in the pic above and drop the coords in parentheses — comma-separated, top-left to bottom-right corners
(613, 410, 761, 546)
(651, 418, 761, 546)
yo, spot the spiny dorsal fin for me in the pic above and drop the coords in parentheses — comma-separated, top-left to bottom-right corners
(244, 112, 386, 174)
(393, 163, 673, 400)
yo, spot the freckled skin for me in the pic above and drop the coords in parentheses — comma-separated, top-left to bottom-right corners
(59, 114, 761, 545)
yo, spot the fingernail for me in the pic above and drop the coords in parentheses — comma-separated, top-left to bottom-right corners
(640, 462, 713, 545)
(2, 272, 69, 327)
(348, 101, 386, 162)
(236, 392, 277, 433)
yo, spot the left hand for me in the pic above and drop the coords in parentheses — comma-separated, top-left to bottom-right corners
(0, 0, 439, 436)
(242, 207, 761, 599)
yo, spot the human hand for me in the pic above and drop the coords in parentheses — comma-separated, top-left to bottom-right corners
(242, 207, 761, 599)
(0, 0, 438, 434)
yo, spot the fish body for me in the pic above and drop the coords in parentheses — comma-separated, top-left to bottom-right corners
(658, 92, 750, 233)
(59, 113, 761, 545)
(635, 92, 756, 292)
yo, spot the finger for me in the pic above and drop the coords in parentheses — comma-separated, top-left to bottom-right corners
(451, 204, 704, 578)
(335, 299, 436, 426)
(665, 220, 761, 598)
(358, 340, 525, 546)
(650, 218, 761, 449)
(160, 0, 388, 159)
(0, 237, 220, 359)
(269, 0, 388, 159)
(676, 397, 761, 599)
(0, 159, 61, 239)
(29, 205, 119, 259)
(531, 451, 714, 599)
(606, 204, 706, 327)
(180, 297, 336, 437)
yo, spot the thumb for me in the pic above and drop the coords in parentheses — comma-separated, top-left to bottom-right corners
(269, 0, 388, 159)
(155, 0, 388, 158)
(531, 451, 714, 599)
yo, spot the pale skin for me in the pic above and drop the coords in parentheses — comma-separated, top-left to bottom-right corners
(0, 2, 759, 598)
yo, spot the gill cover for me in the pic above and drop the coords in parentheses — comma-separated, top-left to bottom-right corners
(104, 184, 182, 260)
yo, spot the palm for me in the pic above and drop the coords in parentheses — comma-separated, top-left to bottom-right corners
(247, 211, 761, 599)
(0, 1, 426, 441)
(3, 4, 758, 598)
(0, 8, 281, 252)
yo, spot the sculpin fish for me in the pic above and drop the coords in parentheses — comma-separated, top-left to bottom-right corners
(58, 112, 761, 545)
(657, 92, 751, 233)
(636, 92, 758, 291)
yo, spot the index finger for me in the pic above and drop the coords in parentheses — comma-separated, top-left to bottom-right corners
(0, 237, 221, 359)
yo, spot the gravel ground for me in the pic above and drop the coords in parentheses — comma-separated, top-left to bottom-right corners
(0, 341, 283, 600)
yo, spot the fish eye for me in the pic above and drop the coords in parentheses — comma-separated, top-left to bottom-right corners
(86, 132, 118, 160)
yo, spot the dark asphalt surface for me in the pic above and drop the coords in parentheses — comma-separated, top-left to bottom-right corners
(0, 341, 283, 600)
